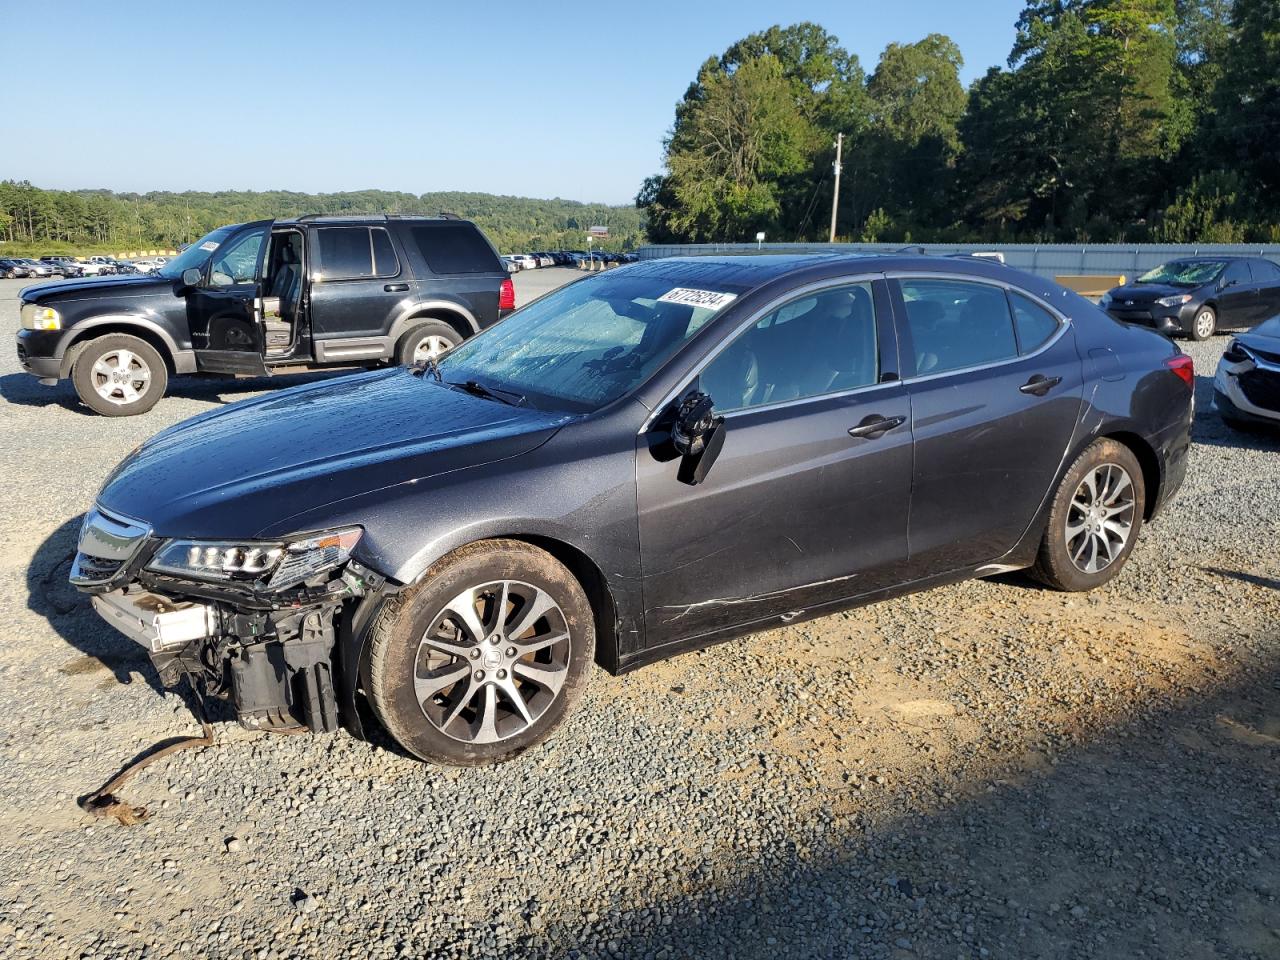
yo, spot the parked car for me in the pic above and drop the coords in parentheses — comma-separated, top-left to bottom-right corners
(16, 214, 514, 416)
(87, 256, 120, 275)
(0, 258, 31, 279)
(40, 257, 86, 278)
(113, 259, 139, 274)
(18, 259, 55, 278)
(501, 256, 523, 273)
(1100, 256, 1280, 341)
(69, 254, 1192, 764)
(1214, 316, 1280, 429)
(131, 258, 160, 273)
(509, 254, 538, 270)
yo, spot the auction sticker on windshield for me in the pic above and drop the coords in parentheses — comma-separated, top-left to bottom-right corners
(658, 288, 738, 310)
(199, 241, 220, 252)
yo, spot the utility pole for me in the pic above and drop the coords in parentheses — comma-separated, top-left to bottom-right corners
(829, 132, 843, 243)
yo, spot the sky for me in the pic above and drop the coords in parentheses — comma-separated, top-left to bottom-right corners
(0, 0, 1025, 205)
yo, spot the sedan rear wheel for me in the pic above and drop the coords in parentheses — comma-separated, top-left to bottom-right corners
(366, 540, 594, 765)
(1032, 438, 1146, 592)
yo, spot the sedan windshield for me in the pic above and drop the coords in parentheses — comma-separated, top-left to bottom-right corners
(157, 225, 239, 280)
(437, 271, 739, 412)
(1138, 260, 1225, 286)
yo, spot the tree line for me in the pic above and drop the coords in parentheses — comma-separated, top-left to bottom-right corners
(0, 183, 646, 256)
(638, 0, 1279, 245)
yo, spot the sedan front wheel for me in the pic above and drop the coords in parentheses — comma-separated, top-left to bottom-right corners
(366, 540, 595, 765)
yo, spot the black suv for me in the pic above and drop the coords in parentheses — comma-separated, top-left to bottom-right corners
(16, 215, 514, 415)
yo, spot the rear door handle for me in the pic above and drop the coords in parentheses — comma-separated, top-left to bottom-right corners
(384, 283, 410, 292)
(1019, 374, 1062, 396)
(848, 414, 906, 439)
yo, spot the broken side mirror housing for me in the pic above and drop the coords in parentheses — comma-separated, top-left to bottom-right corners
(671, 391, 725, 485)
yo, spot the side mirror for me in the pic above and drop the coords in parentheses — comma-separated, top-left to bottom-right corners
(181, 268, 202, 288)
(671, 391, 725, 485)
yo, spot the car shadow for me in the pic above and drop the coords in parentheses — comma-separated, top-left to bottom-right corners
(28, 516, 167, 696)
(0, 368, 359, 415)
(1199, 566, 1280, 592)
(542, 651, 1280, 959)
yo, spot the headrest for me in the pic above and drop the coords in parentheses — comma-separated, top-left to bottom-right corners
(905, 299, 944, 326)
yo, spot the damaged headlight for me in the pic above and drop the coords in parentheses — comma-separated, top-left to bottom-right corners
(146, 528, 362, 591)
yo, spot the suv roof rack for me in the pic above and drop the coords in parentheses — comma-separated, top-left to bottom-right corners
(293, 212, 464, 222)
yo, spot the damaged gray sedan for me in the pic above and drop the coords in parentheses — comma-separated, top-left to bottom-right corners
(71, 254, 1193, 765)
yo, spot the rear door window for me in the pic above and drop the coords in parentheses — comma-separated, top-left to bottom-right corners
(410, 222, 502, 274)
(899, 278, 1018, 376)
(316, 227, 374, 280)
(1251, 260, 1280, 282)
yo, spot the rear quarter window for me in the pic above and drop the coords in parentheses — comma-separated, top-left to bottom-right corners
(1009, 291, 1061, 354)
(410, 222, 502, 274)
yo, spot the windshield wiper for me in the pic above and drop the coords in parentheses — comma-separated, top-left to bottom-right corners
(449, 378, 525, 407)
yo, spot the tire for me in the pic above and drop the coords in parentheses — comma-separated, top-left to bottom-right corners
(1031, 438, 1146, 592)
(366, 539, 595, 765)
(71, 333, 168, 417)
(1189, 306, 1216, 341)
(396, 320, 464, 366)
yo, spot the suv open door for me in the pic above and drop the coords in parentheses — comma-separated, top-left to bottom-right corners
(188, 219, 273, 376)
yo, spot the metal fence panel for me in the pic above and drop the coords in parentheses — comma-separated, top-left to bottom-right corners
(637, 242, 1280, 282)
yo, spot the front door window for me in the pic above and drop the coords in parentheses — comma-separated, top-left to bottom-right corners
(208, 226, 267, 286)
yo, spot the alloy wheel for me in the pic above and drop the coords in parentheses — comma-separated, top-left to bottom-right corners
(1065, 463, 1136, 574)
(90, 349, 152, 406)
(413, 580, 571, 744)
(413, 335, 454, 362)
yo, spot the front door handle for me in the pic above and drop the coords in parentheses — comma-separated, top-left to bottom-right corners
(384, 283, 410, 292)
(848, 414, 906, 439)
(1019, 374, 1062, 396)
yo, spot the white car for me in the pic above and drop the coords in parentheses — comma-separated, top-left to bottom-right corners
(501, 256, 522, 273)
(537, 253, 554, 268)
(510, 254, 538, 270)
(132, 258, 161, 273)
(1214, 318, 1280, 429)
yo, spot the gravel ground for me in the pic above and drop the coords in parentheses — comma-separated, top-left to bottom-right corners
(0, 272, 1277, 960)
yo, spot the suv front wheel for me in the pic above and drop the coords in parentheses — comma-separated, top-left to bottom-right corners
(71, 333, 169, 417)
(366, 540, 595, 765)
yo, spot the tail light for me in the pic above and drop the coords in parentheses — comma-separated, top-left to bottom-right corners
(1165, 354, 1194, 388)
(499, 277, 515, 312)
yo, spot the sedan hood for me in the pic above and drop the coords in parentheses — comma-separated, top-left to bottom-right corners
(96, 368, 572, 538)
(21, 273, 174, 303)
(1105, 282, 1197, 303)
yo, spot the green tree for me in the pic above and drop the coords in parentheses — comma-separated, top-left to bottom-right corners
(1210, 0, 1280, 212)
(851, 34, 967, 234)
(661, 55, 817, 241)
